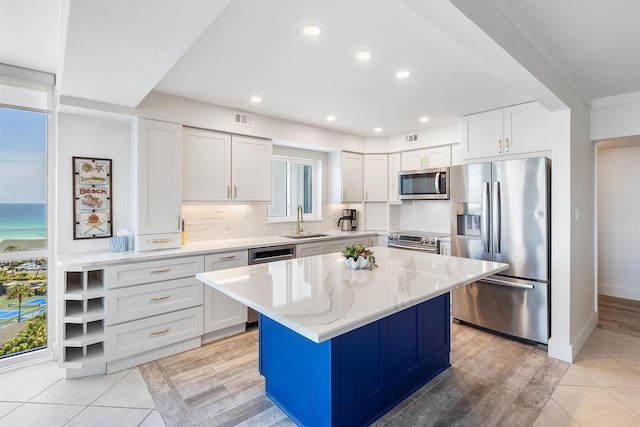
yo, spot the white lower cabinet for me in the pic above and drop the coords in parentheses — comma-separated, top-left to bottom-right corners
(60, 268, 107, 379)
(104, 256, 204, 374)
(106, 307, 203, 364)
(296, 242, 325, 257)
(202, 251, 248, 343)
(349, 237, 368, 248)
(325, 239, 350, 254)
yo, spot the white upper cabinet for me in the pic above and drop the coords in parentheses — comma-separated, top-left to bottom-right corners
(330, 151, 363, 203)
(388, 152, 401, 203)
(135, 118, 183, 250)
(182, 129, 272, 202)
(203, 251, 248, 335)
(402, 146, 451, 170)
(450, 144, 462, 166)
(231, 135, 273, 202)
(462, 102, 551, 160)
(183, 128, 231, 201)
(363, 154, 388, 202)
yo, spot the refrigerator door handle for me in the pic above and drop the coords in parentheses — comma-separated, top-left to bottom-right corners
(482, 182, 490, 253)
(481, 277, 534, 290)
(493, 181, 501, 254)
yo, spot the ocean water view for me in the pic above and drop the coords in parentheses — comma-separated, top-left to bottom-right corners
(0, 203, 46, 241)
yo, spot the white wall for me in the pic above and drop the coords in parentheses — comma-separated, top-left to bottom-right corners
(57, 113, 132, 254)
(598, 145, 640, 301)
(591, 92, 640, 141)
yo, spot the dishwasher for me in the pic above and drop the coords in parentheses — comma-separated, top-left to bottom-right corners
(246, 244, 297, 323)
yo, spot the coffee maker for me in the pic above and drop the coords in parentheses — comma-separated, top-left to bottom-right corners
(337, 209, 357, 231)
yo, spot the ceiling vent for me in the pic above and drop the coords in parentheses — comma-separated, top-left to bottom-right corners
(233, 111, 254, 127)
(405, 134, 419, 144)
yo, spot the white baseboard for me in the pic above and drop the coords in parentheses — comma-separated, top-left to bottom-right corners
(548, 311, 598, 363)
(599, 283, 640, 301)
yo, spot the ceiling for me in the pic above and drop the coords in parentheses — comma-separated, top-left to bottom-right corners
(1, 0, 638, 137)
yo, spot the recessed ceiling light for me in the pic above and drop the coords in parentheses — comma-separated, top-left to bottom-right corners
(250, 96, 262, 103)
(396, 70, 411, 79)
(303, 25, 321, 36)
(356, 52, 371, 61)
(420, 117, 429, 123)
(374, 127, 382, 133)
(327, 115, 336, 121)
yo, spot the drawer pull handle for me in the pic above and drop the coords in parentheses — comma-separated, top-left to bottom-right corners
(150, 295, 170, 302)
(149, 328, 170, 336)
(220, 255, 236, 260)
(151, 239, 170, 244)
(150, 268, 170, 274)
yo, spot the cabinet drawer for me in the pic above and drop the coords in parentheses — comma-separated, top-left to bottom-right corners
(106, 306, 203, 362)
(106, 277, 203, 326)
(137, 232, 182, 251)
(106, 256, 204, 289)
(296, 242, 325, 258)
(325, 239, 350, 254)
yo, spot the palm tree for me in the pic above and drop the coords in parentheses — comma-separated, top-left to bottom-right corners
(6, 283, 34, 322)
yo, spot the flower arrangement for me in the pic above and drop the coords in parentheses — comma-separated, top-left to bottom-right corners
(342, 244, 378, 270)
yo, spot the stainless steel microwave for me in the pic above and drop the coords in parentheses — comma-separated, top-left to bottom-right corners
(398, 167, 449, 200)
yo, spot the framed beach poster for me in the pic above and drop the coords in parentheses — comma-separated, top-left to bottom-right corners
(73, 157, 112, 239)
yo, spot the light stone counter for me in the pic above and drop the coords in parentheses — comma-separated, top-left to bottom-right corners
(196, 246, 508, 343)
(57, 231, 381, 268)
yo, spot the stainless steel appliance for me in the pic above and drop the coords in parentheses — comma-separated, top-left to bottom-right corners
(387, 231, 449, 254)
(247, 244, 296, 323)
(398, 167, 449, 200)
(337, 209, 357, 231)
(450, 157, 551, 344)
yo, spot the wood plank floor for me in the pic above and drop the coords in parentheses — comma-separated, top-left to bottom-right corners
(140, 321, 569, 427)
(597, 294, 640, 338)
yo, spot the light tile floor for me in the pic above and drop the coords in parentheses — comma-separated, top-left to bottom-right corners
(0, 362, 164, 427)
(534, 327, 640, 426)
(1, 326, 639, 426)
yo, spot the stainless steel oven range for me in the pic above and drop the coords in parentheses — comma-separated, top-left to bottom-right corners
(387, 231, 449, 254)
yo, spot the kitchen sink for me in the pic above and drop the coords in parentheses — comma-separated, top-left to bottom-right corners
(282, 233, 330, 239)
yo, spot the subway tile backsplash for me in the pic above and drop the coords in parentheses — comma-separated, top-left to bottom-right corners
(182, 204, 349, 241)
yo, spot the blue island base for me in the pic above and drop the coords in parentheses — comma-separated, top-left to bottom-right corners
(258, 293, 451, 426)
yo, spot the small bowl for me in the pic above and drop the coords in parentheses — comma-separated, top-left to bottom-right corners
(345, 257, 368, 269)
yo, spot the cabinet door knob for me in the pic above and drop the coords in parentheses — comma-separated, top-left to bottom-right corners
(177, 215, 181, 231)
(498, 139, 502, 154)
(149, 328, 170, 336)
(365, 190, 368, 200)
(234, 185, 237, 199)
(227, 185, 230, 199)
(220, 255, 236, 260)
(150, 268, 170, 274)
(505, 138, 510, 152)
(150, 295, 170, 302)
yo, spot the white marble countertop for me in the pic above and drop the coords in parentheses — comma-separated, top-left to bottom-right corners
(196, 246, 508, 343)
(57, 231, 381, 268)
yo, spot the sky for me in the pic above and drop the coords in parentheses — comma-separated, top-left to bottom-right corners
(0, 107, 47, 204)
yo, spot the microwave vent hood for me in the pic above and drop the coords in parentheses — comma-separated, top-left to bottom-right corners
(398, 167, 449, 200)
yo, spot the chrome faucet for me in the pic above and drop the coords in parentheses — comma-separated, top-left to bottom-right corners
(296, 204, 304, 234)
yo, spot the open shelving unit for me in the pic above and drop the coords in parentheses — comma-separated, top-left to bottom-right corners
(60, 268, 107, 378)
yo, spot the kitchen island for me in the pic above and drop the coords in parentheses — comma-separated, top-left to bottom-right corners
(196, 247, 507, 426)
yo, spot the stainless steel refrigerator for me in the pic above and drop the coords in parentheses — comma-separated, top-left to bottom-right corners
(450, 157, 550, 344)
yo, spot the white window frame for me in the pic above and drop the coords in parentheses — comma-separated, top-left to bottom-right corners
(268, 155, 321, 222)
(0, 65, 55, 371)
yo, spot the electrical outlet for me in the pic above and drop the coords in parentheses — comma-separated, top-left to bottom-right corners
(224, 217, 230, 228)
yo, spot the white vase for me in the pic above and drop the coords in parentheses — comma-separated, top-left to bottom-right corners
(345, 256, 368, 269)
